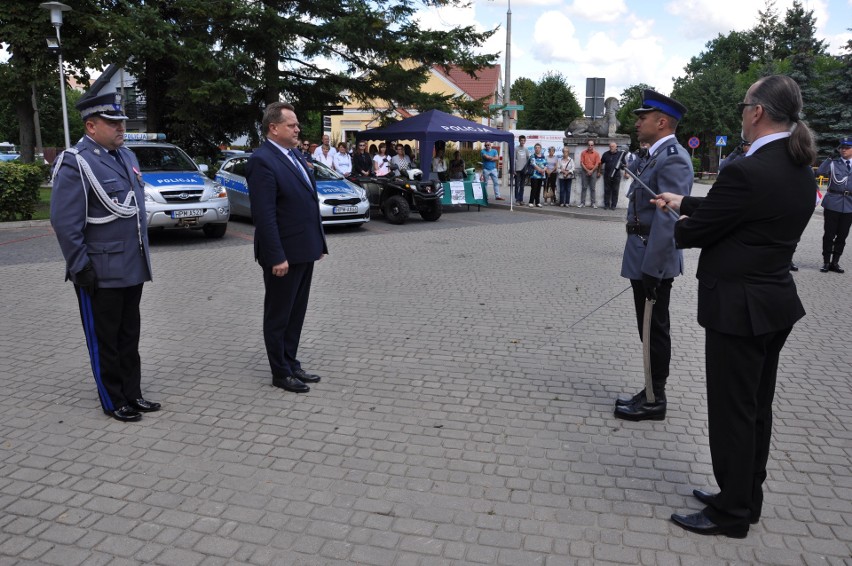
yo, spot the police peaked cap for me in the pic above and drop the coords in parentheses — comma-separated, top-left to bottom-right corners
(76, 91, 129, 121)
(839, 136, 852, 148)
(633, 89, 687, 121)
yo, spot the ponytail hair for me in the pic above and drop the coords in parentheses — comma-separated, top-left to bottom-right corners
(750, 75, 817, 166)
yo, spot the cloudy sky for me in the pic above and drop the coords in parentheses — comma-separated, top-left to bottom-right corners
(416, 0, 852, 99)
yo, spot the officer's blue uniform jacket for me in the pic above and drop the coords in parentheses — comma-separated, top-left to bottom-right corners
(621, 136, 693, 280)
(51, 136, 153, 287)
(818, 156, 852, 214)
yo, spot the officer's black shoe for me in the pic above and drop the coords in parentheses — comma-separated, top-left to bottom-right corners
(614, 399, 667, 421)
(294, 368, 321, 383)
(829, 263, 845, 273)
(820, 263, 830, 273)
(693, 489, 759, 524)
(130, 398, 161, 412)
(272, 375, 310, 393)
(670, 511, 748, 538)
(104, 405, 142, 422)
(615, 389, 645, 408)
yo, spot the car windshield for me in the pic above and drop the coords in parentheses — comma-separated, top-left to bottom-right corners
(312, 161, 344, 181)
(129, 146, 198, 172)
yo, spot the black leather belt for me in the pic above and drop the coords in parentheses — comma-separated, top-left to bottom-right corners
(626, 222, 651, 236)
(828, 189, 851, 196)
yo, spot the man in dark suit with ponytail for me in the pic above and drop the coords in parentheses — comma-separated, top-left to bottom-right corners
(654, 75, 818, 538)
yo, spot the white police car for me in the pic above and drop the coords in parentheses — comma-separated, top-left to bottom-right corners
(124, 133, 230, 238)
(216, 155, 370, 227)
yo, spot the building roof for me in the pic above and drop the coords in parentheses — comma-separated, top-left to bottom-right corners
(83, 64, 120, 100)
(433, 65, 501, 103)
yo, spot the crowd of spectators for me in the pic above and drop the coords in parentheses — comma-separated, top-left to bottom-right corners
(298, 135, 644, 208)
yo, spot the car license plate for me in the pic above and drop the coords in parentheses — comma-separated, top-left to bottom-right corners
(333, 205, 358, 214)
(171, 209, 204, 219)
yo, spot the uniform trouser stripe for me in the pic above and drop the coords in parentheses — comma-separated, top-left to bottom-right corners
(77, 287, 114, 410)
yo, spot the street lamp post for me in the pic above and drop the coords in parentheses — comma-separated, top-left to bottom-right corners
(40, 2, 72, 150)
(502, 0, 512, 210)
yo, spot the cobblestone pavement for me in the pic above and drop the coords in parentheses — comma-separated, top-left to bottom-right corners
(1, 187, 850, 566)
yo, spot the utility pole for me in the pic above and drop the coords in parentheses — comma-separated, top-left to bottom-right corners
(501, 0, 512, 209)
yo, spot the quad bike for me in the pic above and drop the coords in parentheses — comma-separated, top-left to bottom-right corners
(352, 168, 443, 224)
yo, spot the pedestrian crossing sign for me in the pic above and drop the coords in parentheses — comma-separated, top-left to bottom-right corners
(716, 136, 727, 146)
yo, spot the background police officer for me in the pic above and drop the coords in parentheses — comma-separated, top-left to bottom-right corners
(817, 136, 852, 273)
(51, 92, 159, 422)
(615, 90, 693, 422)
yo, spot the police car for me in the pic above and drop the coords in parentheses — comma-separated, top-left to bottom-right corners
(124, 133, 230, 238)
(216, 154, 370, 227)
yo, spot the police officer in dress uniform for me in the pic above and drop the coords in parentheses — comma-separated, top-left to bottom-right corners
(50, 92, 159, 422)
(614, 90, 693, 421)
(817, 136, 852, 273)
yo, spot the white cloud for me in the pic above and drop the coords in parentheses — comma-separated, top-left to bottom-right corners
(663, 0, 820, 43)
(527, 10, 682, 96)
(565, 0, 629, 22)
(826, 30, 852, 54)
(416, 3, 479, 33)
(486, 0, 562, 7)
(531, 11, 582, 58)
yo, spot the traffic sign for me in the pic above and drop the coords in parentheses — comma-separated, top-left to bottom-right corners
(688, 136, 700, 149)
(488, 104, 525, 111)
(716, 135, 727, 146)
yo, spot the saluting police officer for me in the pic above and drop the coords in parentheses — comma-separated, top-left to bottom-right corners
(615, 90, 693, 422)
(817, 136, 852, 273)
(50, 91, 159, 422)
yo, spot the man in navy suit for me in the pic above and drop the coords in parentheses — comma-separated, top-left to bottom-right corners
(51, 91, 159, 422)
(246, 102, 328, 393)
(614, 90, 693, 422)
(655, 75, 817, 538)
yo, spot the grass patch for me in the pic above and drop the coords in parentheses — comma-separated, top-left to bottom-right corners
(32, 187, 51, 220)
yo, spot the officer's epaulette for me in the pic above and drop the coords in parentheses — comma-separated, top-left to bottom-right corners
(667, 146, 677, 155)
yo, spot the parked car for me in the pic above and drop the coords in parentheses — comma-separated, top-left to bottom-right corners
(213, 149, 247, 171)
(215, 155, 370, 227)
(124, 133, 230, 238)
(0, 153, 20, 162)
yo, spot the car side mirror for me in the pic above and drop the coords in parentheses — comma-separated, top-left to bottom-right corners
(198, 163, 209, 173)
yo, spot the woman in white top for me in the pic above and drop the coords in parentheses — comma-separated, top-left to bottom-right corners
(557, 146, 575, 207)
(431, 147, 447, 181)
(373, 143, 392, 176)
(390, 144, 412, 174)
(332, 142, 352, 176)
(544, 146, 559, 205)
(314, 144, 335, 168)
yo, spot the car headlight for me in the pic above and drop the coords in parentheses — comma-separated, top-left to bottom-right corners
(208, 182, 227, 199)
(144, 190, 156, 202)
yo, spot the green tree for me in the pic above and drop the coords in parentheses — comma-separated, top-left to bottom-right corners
(773, 0, 827, 61)
(524, 72, 581, 130)
(103, 0, 496, 156)
(775, 1, 831, 154)
(751, 0, 781, 62)
(89, 0, 263, 156)
(672, 65, 744, 171)
(0, 0, 102, 161)
(510, 77, 537, 128)
(807, 35, 852, 156)
(684, 31, 759, 77)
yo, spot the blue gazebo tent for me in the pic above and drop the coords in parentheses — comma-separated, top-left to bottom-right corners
(354, 109, 515, 180)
